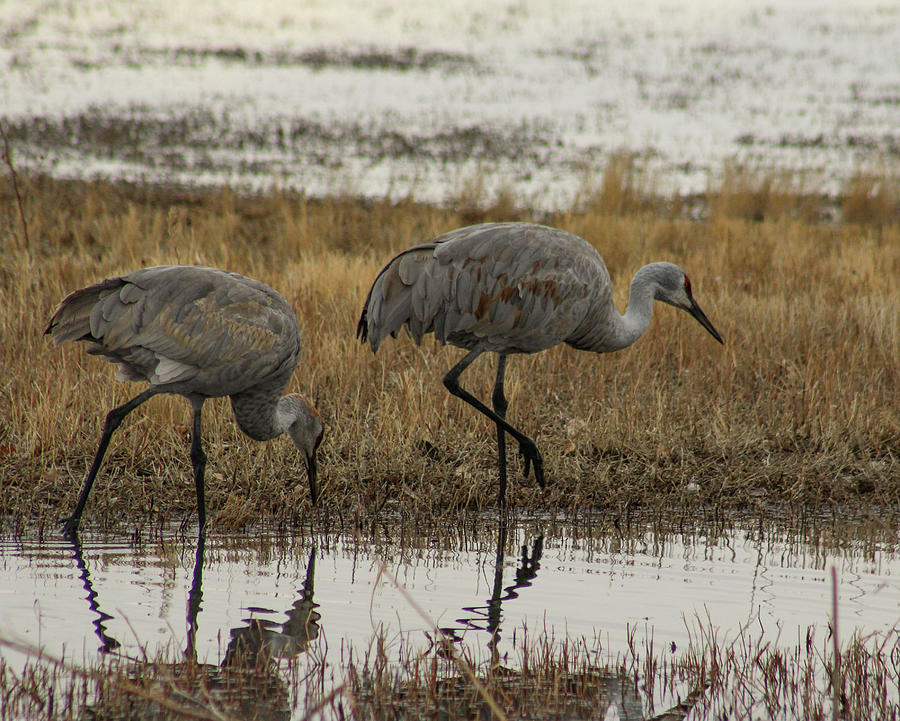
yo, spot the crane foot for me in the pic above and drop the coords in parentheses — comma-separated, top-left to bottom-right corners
(518, 440, 545, 488)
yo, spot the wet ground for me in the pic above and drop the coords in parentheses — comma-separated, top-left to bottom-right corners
(1, 511, 898, 718)
(2, 0, 899, 208)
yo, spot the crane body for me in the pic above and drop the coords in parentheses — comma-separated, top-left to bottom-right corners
(358, 222, 723, 505)
(46, 265, 323, 536)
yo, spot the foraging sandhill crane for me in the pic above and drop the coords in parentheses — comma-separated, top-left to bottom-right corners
(46, 265, 323, 537)
(358, 222, 723, 505)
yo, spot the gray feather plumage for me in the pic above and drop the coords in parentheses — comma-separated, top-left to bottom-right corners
(46, 265, 301, 399)
(358, 222, 615, 354)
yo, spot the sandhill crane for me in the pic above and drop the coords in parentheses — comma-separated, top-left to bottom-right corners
(357, 222, 723, 506)
(46, 265, 323, 537)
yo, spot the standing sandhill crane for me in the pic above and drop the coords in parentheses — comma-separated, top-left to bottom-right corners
(46, 265, 324, 537)
(357, 222, 723, 506)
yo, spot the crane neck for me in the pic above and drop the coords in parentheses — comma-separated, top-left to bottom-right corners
(230, 387, 297, 441)
(567, 263, 660, 354)
(613, 266, 658, 351)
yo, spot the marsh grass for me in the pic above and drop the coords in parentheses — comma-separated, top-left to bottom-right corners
(841, 168, 900, 226)
(349, 623, 900, 720)
(3, 617, 898, 720)
(575, 150, 660, 217)
(0, 635, 314, 721)
(705, 161, 826, 223)
(0, 171, 897, 530)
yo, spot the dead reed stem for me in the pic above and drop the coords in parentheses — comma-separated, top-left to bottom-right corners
(0, 123, 30, 248)
(831, 565, 841, 721)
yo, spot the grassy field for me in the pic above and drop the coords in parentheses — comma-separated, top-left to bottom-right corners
(0, 168, 897, 531)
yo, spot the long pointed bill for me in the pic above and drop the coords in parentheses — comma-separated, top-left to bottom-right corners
(306, 453, 319, 506)
(688, 298, 724, 344)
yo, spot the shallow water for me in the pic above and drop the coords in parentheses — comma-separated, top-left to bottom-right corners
(2, 0, 898, 208)
(1, 513, 898, 718)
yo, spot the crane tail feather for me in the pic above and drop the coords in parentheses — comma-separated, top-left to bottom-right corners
(44, 277, 125, 344)
(359, 243, 441, 352)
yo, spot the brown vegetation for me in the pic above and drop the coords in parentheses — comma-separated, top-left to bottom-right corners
(0, 170, 897, 530)
(3, 618, 898, 720)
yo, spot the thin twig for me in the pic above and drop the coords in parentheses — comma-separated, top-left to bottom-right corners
(0, 121, 30, 247)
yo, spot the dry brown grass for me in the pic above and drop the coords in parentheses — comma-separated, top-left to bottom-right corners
(705, 160, 826, 223)
(0, 173, 897, 530)
(575, 150, 659, 217)
(841, 168, 900, 226)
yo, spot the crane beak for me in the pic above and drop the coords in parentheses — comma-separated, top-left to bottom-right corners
(305, 452, 319, 506)
(687, 298, 724, 344)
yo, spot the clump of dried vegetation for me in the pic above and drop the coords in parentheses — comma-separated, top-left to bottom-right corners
(0, 160, 897, 531)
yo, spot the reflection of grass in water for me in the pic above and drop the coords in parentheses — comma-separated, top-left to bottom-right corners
(2, 617, 897, 720)
(2, 519, 896, 719)
(0, 171, 897, 529)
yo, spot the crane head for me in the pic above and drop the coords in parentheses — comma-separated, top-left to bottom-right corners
(286, 394, 324, 505)
(652, 264, 724, 344)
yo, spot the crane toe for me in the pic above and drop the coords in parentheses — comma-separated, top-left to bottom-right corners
(518, 440, 545, 488)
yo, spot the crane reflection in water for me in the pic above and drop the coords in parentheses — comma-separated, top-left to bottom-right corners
(416, 519, 650, 720)
(67, 530, 320, 721)
(435, 517, 543, 665)
(66, 525, 698, 720)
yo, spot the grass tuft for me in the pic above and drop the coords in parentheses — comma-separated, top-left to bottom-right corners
(841, 168, 900, 226)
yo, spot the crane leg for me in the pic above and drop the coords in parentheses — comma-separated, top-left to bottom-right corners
(442, 349, 544, 495)
(188, 398, 208, 531)
(61, 388, 160, 537)
(492, 355, 509, 507)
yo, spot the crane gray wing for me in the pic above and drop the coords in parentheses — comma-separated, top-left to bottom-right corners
(47, 266, 300, 392)
(359, 222, 612, 353)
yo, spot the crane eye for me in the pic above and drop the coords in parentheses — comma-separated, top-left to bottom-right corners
(683, 275, 693, 296)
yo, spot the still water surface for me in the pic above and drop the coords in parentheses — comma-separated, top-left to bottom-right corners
(0, 513, 897, 717)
